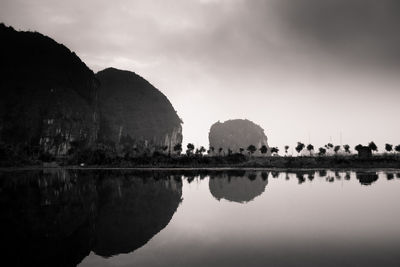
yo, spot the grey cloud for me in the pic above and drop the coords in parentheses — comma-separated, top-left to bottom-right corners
(274, 0, 400, 67)
(1, 0, 400, 150)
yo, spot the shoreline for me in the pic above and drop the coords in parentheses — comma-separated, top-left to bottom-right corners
(1, 166, 400, 172)
(2, 154, 400, 172)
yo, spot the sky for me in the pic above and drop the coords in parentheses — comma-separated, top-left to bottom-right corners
(1, 0, 400, 153)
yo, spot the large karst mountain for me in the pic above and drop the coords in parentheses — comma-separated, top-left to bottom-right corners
(96, 68, 182, 153)
(0, 24, 182, 156)
(209, 119, 270, 155)
(0, 23, 99, 155)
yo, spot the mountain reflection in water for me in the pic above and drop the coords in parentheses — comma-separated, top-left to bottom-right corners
(0, 170, 182, 267)
(0, 169, 399, 267)
(209, 171, 268, 203)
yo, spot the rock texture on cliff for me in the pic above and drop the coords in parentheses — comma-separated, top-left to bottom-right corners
(0, 24, 99, 156)
(208, 119, 269, 155)
(96, 68, 182, 153)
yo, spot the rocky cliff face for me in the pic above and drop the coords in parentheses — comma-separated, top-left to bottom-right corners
(96, 68, 182, 154)
(0, 24, 99, 156)
(209, 119, 270, 155)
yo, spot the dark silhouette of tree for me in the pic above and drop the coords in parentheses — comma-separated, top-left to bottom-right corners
(319, 170, 327, 177)
(247, 145, 257, 155)
(387, 173, 394, 180)
(284, 145, 289, 155)
(325, 143, 334, 149)
(334, 145, 341, 154)
(228, 148, 232, 155)
(261, 172, 269, 180)
(209, 146, 215, 154)
(395, 145, 400, 153)
(385, 143, 393, 153)
(295, 142, 305, 154)
(368, 141, 378, 152)
(271, 147, 279, 155)
(355, 144, 363, 152)
(306, 144, 314, 156)
(186, 143, 195, 156)
(296, 173, 306, 184)
(260, 145, 268, 155)
(239, 148, 244, 154)
(307, 172, 315, 181)
(318, 147, 326, 156)
(271, 171, 279, 178)
(173, 143, 182, 155)
(218, 147, 223, 155)
(248, 173, 257, 181)
(343, 144, 350, 153)
(199, 146, 206, 156)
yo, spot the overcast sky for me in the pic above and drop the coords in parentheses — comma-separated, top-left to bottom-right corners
(1, 0, 400, 152)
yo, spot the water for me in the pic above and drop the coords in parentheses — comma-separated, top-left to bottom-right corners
(0, 169, 399, 267)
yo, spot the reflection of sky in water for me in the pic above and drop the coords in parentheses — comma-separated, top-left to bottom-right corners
(80, 171, 400, 267)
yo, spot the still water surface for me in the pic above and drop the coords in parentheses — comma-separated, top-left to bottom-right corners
(0, 169, 399, 267)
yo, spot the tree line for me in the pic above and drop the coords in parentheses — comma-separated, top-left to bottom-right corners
(170, 141, 400, 157)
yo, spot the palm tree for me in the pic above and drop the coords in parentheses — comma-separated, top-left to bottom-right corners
(395, 145, 400, 153)
(306, 144, 314, 156)
(355, 144, 363, 152)
(284, 145, 289, 155)
(186, 143, 195, 156)
(173, 143, 182, 155)
(260, 145, 268, 156)
(385, 143, 393, 153)
(209, 146, 215, 154)
(271, 147, 279, 155)
(247, 145, 257, 156)
(199, 146, 206, 155)
(318, 147, 326, 156)
(368, 141, 378, 152)
(334, 145, 341, 154)
(295, 142, 305, 155)
(325, 143, 333, 149)
(343, 144, 350, 153)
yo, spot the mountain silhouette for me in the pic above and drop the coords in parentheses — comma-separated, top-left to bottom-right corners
(0, 23, 98, 155)
(96, 68, 182, 153)
(0, 24, 183, 157)
(209, 119, 269, 155)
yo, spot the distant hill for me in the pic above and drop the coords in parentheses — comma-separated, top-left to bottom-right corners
(96, 68, 182, 154)
(0, 23, 99, 156)
(209, 119, 270, 155)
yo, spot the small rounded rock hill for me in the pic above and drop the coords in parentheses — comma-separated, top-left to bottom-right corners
(208, 119, 270, 155)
